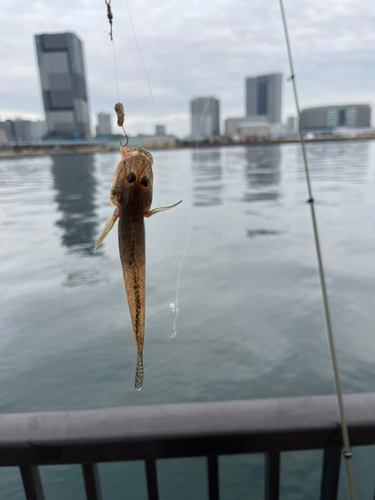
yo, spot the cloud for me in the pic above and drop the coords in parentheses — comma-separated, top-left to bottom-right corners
(1, 0, 375, 137)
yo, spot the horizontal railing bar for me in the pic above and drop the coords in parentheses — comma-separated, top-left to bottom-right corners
(265, 452, 280, 500)
(0, 394, 374, 466)
(207, 455, 219, 500)
(20, 465, 45, 500)
(320, 447, 341, 500)
(145, 459, 159, 500)
(82, 463, 103, 500)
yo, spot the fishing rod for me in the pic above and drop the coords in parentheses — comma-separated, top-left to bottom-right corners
(278, 1, 356, 498)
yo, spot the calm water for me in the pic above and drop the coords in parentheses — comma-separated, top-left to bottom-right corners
(1, 142, 375, 499)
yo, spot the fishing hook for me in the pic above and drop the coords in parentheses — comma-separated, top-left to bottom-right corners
(115, 103, 129, 147)
(122, 125, 129, 147)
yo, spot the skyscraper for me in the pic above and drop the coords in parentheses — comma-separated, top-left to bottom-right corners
(96, 113, 112, 136)
(245, 73, 282, 124)
(34, 32, 91, 139)
(190, 97, 220, 139)
(155, 125, 165, 136)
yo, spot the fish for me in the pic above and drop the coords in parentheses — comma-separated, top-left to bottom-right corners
(95, 145, 182, 390)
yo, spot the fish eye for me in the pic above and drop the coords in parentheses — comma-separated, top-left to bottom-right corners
(127, 171, 136, 183)
(141, 175, 149, 187)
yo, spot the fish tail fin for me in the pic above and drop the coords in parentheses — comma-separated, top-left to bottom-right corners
(135, 351, 144, 391)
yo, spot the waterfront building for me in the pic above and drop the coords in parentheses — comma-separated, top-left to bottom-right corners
(225, 116, 286, 139)
(34, 32, 91, 139)
(225, 116, 269, 138)
(96, 113, 112, 136)
(286, 116, 297, 133)
(245, 73, 282, 124)
(155, 125, 165, 136)
(0, 130, 7, 146)
(300, 104, 371, 131)
(142, 134, 177, 148)
(13, 120, 46, 142)
(0, 119, 46, 142)
(190, 97, 220, 139)
(0, 120, 14, 141)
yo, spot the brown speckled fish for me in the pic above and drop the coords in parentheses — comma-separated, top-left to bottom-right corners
(95, 146, 182, 390)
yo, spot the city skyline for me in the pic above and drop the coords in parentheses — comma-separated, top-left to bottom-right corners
(1, 0, 375, 137)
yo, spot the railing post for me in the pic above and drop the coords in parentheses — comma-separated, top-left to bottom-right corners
(145, 459, 159, 500)
(20, 466, 45, 500)
(207, 455, 219, 500)
(320, 448, 341, 500)
(82, 463, 103, 500)
(265, 452, 280, 500)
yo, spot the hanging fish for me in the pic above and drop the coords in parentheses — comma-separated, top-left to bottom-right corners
(95, 145, 182, 390)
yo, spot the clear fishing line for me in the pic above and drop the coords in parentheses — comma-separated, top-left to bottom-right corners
(123, 0, 169, 256)
(106, 0, 153, 140)
(104, 0, 126, 139)
(168, 181, 192, 339)
(278, 1, 356, 498)
(168, 99, 211, 339)
(111, 38, 121, 103)
(125, 0, 154, 140)
(121, 0, 181, 336)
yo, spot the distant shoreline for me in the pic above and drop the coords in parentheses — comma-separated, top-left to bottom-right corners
(1, 135, 374, 160)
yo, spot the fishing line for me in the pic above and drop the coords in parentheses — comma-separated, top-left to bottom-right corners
(104, 0, 131, 145)
(168, 99, 211, 339)
(278, 1, 356, 498)
(104, 0, 120, 101)
(120, 0, 176, 327)
(125, 0, 154, 139)
(112, 39, 121, 103)
(122, 0, 168, 256)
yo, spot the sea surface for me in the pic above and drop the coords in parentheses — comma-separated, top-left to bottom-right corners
(1, 142, 375, 499)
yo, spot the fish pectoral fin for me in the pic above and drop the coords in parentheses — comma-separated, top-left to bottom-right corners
(94, 210, 120, 250)
(145, 200, 183, 218)
(135, 351, 144, 391)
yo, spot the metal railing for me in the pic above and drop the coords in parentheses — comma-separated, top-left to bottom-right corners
(2, 393, 375, 500)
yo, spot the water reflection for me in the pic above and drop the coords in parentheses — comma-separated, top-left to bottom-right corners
(306, 141, 369, 183)
(244, 146, 281, 202)
(192, 150, 223, 207)
(52, 155, 99, 255)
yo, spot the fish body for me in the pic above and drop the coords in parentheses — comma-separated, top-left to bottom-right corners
(95, 146, 182, 390)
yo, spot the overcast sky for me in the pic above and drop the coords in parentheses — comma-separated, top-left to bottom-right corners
(1, 0, 375, 137)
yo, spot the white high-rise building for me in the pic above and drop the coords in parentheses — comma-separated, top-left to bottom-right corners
(96, 113, 112, 136)
(245, 73, 282, 124)
(286, 116, 297, 133)
(190, 97, 220, 139)
(35, 32, 91, 139)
